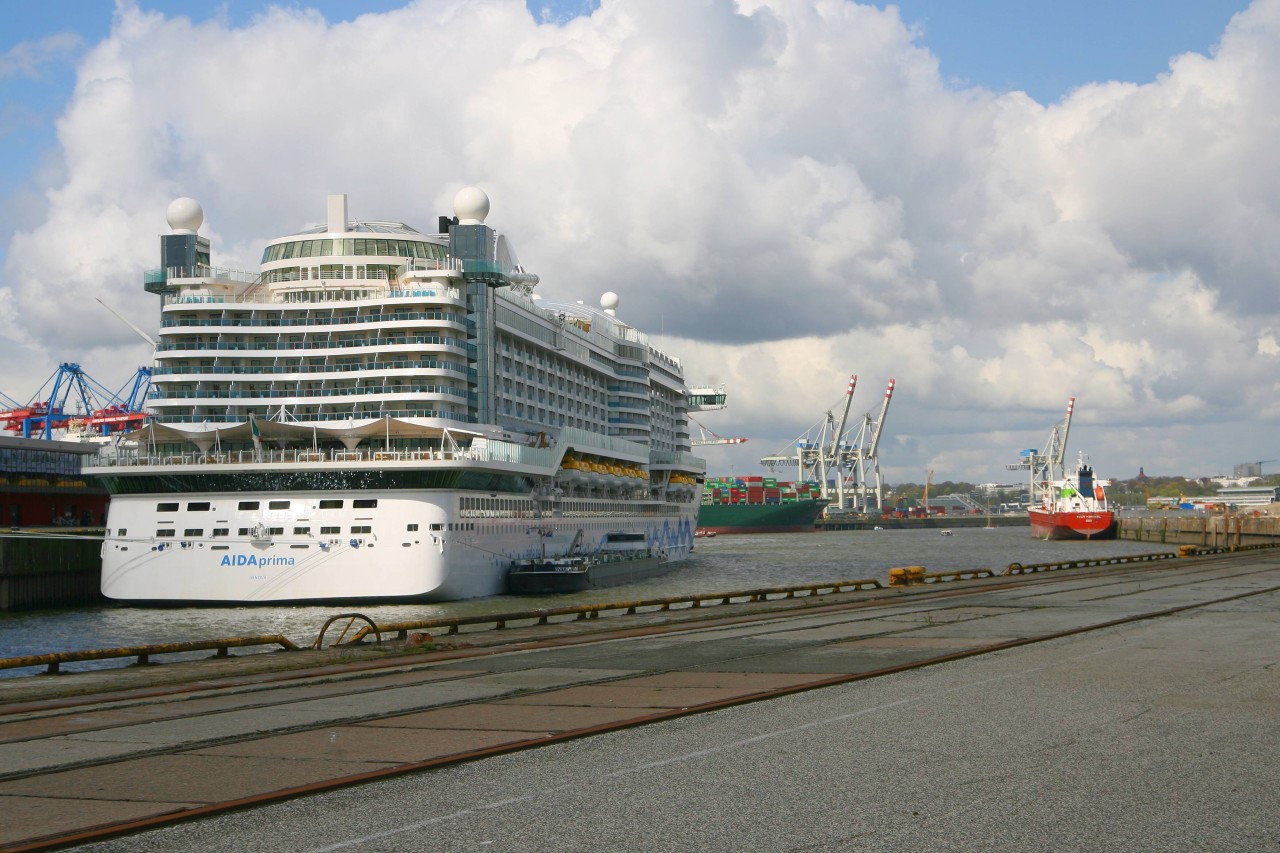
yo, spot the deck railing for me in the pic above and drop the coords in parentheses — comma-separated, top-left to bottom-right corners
(86, 440, 556, 470)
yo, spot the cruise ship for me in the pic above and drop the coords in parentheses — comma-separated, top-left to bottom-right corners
(85, 187, 705, 604)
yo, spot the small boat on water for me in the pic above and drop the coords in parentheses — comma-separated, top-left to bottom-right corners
(939, 529, 953, 536)
(694, 528, 717, 538)
(507, 532, 671, 594)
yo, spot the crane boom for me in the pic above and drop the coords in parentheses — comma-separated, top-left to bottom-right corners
(865, 378, 894, 459)
(828, 375, 857, 457)
(760, 373, 895, 513)
(1054, 397, 1074, 471)
(689, 415, 747, 446)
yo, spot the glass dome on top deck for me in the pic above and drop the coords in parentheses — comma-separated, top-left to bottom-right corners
(260, 220, 449, 265)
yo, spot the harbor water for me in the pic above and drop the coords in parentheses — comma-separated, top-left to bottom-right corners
(0, 526, 1166, 677)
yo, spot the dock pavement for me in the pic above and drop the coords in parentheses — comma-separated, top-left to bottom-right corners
(0, 548, 1278, 851)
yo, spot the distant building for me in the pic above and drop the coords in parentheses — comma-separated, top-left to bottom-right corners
(1232, 462, 1271, 478)
(1215, 486, 1277, 507)
(925, 494, 985, 515)
(0, 435, 108, 527)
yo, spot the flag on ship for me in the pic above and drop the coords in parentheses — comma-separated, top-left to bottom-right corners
(249, 412, 262, 460)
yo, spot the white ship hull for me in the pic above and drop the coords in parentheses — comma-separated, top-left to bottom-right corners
(101, 490, 698, 604)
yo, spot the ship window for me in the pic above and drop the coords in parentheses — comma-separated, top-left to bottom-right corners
(430, 523, 443, 531)
(406, 523, 418, 531)
(290, 544, 309, 549)
(239, 501, 260, 510)
(269, 527, 284, 535)
(156, 529, 175, 537)
(211, 545, 228, 551)
(212, 528, 229, 537)
(268, 500, 290, 510)
(353, 499, 377, 509)
(238, 527, 250, 535)
(187, 502, 211, 511)
(351, 525, 372, 534)
(183, 529, 203, 537)
(319, 499, 343, 509)
(157, 503, 179, 512)
(320, 526, 340, 535)
(293, 526, 310, 535)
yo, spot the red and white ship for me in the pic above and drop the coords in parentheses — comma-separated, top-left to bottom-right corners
(1010, 397, 1117, 541)
(1028, 454, 1116, 540)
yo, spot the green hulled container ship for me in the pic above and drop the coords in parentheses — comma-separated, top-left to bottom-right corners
(698, 476, 827, 534)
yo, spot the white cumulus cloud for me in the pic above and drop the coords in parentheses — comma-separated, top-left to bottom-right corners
(2, 0, 1278, 483)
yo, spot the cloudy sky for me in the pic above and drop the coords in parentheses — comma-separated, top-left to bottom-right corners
(0, 0, 1271, 486)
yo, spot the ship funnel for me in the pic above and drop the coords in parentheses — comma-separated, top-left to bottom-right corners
(327, 194, 348, 233)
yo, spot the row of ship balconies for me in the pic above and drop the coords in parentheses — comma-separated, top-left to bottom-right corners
(152, 408, 471, 425)
(149, 384, 468, 402)
(149, 358, 468, 377)
(154, 334, 468, 353)
(159, 309, 466, 329)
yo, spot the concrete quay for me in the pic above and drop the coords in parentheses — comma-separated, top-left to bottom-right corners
(1, 549, 1278, 851)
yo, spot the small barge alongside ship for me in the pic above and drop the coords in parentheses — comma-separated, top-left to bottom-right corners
(507, 532, 671, 594)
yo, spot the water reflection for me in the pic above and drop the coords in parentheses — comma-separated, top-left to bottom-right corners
(0, 527, 1167, 676)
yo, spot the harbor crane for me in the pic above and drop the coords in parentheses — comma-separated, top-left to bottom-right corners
(0, 364, 152, 439)
(760, 375, 896, 512)
(689, 415, 747, 447)
(1005, 396, 1074, 505)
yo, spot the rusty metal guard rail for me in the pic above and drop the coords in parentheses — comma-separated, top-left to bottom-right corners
(341, 578, 886, 644)
(0, 635, 300, 675)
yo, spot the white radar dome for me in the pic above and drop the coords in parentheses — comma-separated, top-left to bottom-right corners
(600, 292, 619, 316)
(453, 187, 490, 224)
(166, 197, 204, 233)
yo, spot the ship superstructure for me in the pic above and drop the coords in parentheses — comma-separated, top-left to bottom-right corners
(87, 188, 704, 603)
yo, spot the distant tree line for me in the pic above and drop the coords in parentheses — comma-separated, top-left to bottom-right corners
(885, 474, 1280, 507)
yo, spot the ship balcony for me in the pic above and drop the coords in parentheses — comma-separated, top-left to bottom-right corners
(153, 337, 468, 356)
(85, 424, 557, 471)
(396, 261, 465, 287)
(150, 360, 468, 380)
(149, 385, 468, 404)
(145, 409, 473, 426)
(161, 283, 466, 310)
(606, 385, 651, 397)
(607, 400, 651, 413)
(147, 266, 259, 296)
(607, 414, 651, 429)
(158, 311, 467, 332)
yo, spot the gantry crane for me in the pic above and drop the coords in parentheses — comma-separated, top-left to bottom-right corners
(1005, 396, 1074, 506)
(0, 364, 151, 439)
(760, 375, 896, 512)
